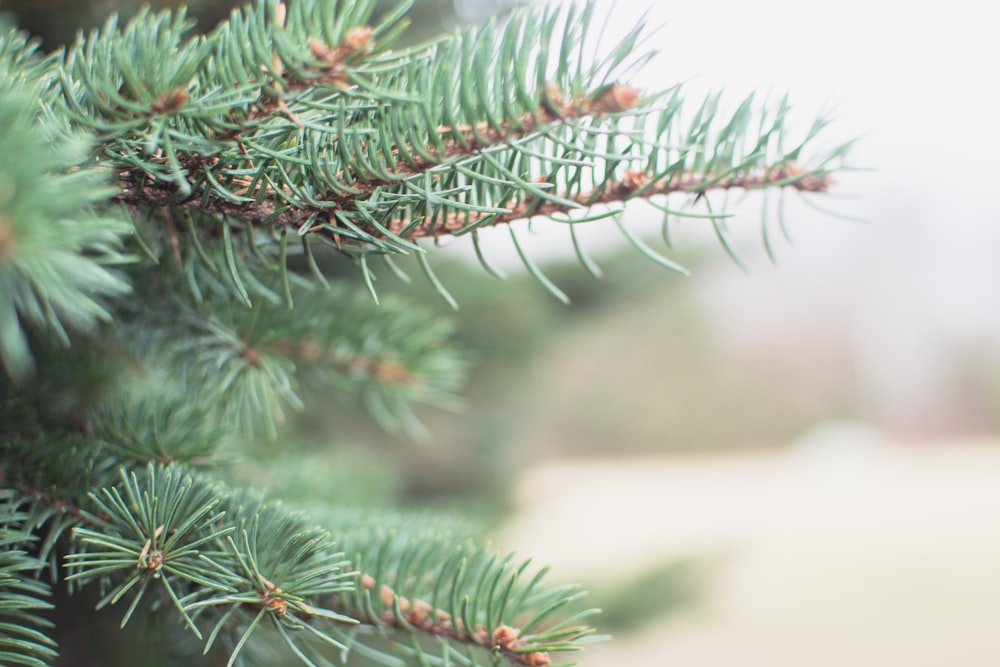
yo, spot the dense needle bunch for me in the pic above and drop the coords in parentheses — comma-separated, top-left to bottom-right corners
(0, 0, 851, 665)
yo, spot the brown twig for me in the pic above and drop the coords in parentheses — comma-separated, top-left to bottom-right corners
(386, 162, 832, 239)
(116, 158, 830, 249)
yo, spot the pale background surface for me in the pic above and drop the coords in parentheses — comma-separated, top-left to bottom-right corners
(483, 1, 1000, 665)
(500, 442, 1000, 666)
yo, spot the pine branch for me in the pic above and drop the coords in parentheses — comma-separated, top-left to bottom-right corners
(0, 53, 133, 380)
(0, 489, 59, 667)
(318, 544, 592, 667)
(384, 159, 835, 240)
(114, 97, 835, 240)
(1, 381, 231, 574)
(56, 464, 596, 667)
(118, 275, 466, 439)
(43, 0, 850, 302)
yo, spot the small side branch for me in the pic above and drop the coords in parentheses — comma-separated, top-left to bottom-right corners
(117, 160, 830, 246)
(387, 162, 832, 239)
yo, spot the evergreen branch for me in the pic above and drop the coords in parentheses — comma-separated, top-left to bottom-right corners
(0, 434, 117, 530)
(383, 161, 833, 240)
(0, 490, 58, 667)
(121, 274, 465, 439)
(0, 29, 54, 95)
(1, 394, 113, 573)
(100, 1, 649, 225)
(113, 125, 832, 240)
(88, 394, 231, 467)
(4, 446, 594, 667)
(0, 383, 234, 581)
(0, 61, 133, 381)
(0, 368, 231, 575)
(185, 496, 357, 665)
(47, 0, 850, 298)
(322, 512, 598, 667)
(65, 464, 232, 636)
(60, 465, 358, 665)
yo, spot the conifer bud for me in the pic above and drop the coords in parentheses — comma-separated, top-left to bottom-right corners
(589, 83, 642, 114)
(343, 26, 375, 55)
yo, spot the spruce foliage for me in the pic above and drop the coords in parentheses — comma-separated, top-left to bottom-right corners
(0, 0, 851, 664)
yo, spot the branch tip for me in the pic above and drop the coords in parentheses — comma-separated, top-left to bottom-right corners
(348, 576, 553, 666)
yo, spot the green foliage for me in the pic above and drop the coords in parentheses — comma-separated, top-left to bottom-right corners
(55, 464, 599, 667)
(0, 42, 133, 380)
(46, 0, 847, 307)
(121, 277, 466, 439)
(66, 465, 231, 631)
(88, 394, 232, 466)
(0, 490, 58, 666)
(328, 515, 597, 666)
(0, 0, 853, 665)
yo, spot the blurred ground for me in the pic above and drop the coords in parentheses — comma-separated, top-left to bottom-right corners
(499, 436, 1000, 667)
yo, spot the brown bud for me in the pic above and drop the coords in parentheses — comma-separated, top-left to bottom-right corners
(520, 652, 551, 667)
(407, 603, 430, 627)
(589, 83, 642, 114)
(264, 596, 288, 616)
(343, 26, 374, 54)
(493, 625, 518, 650)
(310, 38, 335, 64)
(372, 360, 412, 383)
(622, 169, 648, 190)
(151, 88, 188, 114)
(379, 584, 396, 606)
(146, 550, 164, 570)
(241, 346, 263, 367)
(296, 340, 323, 361)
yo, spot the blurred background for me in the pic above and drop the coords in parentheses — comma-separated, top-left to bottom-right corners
(3, 0, 999, 665)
